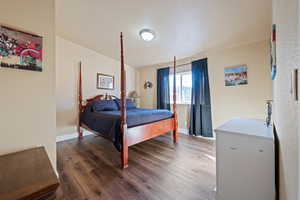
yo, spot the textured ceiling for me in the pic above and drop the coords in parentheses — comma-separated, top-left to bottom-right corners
(56, 0, 272, 67)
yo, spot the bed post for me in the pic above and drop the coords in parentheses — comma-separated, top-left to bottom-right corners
(78, 61, 83, 139)
(173, 56, 178, 143)
(120, 32, 128, 169)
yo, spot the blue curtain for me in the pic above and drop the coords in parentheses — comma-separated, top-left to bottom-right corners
(157, 67, 170, 110)
(189, 58, 213, 137)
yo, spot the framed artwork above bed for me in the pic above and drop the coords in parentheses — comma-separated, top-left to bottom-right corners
(97, 73, 114, 90)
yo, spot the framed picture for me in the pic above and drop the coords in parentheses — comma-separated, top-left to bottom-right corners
(224, 65, 248, 86)
(0, 25, 43, 72)
(97, 73, 114, 90)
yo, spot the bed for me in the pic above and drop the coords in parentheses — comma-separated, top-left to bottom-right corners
(81, 101, 174, 151)
(78, 33, 178, 169)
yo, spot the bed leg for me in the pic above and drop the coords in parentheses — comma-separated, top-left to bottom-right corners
(173, 130, 178, 143)
(121, 124, 128, 169)
(173, 115, 178, 143)
(78, 125, 83, 139)
(121, 144, 128, 169)
(79, 130, 83, 139)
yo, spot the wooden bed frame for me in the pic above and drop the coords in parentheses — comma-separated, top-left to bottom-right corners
(78, 33, 178, 169)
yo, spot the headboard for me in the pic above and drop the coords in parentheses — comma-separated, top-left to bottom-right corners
(85, 94, 118, 105)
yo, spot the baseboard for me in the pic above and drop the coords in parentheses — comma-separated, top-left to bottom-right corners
(56, 131, 93, 142)
(178, 128, 216, 140)
(196, 135, 216, 140)
(178, 128, 189, 134)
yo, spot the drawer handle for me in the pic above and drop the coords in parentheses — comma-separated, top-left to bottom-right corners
(230, 147, 237, 150)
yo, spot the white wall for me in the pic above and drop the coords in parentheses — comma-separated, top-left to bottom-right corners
(138, 40, 272, 132)
(56, 36, 137, 136)
(272, 0, 300, 199)
(0, 1, 56, 168)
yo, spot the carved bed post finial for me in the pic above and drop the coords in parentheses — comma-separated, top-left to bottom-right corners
(78, 61, 83, 139)
(173, 56, 178, 143)
(120, 32, 128, 168)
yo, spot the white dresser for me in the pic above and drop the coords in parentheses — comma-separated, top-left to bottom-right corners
(215, 118, 275, 200)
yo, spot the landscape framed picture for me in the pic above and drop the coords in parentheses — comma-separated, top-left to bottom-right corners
(224, 65, 248, 86)
(97, 73, 114, 90)
(0, 25, 43, 72)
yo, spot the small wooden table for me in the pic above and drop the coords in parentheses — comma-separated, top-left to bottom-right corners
(0, 147, 59, 200)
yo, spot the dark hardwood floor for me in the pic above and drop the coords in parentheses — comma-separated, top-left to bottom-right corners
(56, 133, 216, 200)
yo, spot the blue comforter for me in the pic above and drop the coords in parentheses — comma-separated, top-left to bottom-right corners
(81, 105, 173, 151)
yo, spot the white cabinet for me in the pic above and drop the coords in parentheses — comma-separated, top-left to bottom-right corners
(215, 118, 275, 200)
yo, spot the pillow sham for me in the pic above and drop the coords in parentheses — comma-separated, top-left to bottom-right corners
(92, 99, 118, 112)
(115, 99, 136, 110)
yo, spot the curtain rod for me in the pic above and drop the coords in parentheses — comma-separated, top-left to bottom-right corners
(159, 57, 207, 69)
(172, 62, 191, 68)
(172, 56, 206, 68)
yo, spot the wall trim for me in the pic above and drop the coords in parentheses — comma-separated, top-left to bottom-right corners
(196, 135, 216, 140)
(56, 131, 93, 142)
(178, 128, 216, 140)
(178, 128, 189, 134)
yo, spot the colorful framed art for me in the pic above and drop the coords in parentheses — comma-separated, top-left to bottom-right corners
(0, 26, 43, 72)
(224, 65, 248, 86)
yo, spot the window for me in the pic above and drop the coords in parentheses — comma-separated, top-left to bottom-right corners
(169, 71, 192, 104)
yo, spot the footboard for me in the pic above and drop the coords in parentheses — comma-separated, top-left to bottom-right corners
(127, 117, 176, 146)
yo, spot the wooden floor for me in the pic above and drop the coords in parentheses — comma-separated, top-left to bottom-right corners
(56, 133, 216, 200)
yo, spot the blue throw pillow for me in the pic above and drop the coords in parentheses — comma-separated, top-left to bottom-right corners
(92, 100, 118, 112)
(115, 99, 136, 110)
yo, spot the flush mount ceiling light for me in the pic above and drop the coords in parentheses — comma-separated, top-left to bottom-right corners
(139, 29, 155, 42)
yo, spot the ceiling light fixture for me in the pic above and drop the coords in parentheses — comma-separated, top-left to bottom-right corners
(139, 29, 155, 42)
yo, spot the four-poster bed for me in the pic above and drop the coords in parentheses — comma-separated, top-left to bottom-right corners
(78, 33, 178, 169)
